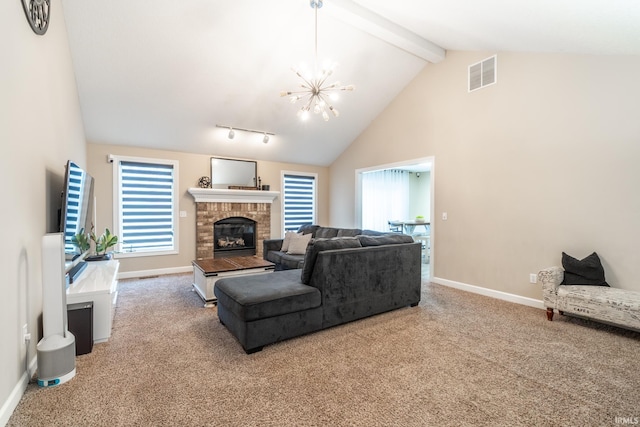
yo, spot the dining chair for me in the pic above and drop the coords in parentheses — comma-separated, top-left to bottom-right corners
(387, 220, 403, 233)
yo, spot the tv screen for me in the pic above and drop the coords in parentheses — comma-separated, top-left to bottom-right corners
(59, 161, 95, 262)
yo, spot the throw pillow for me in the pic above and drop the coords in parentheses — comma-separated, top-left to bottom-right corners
(301, 237, 362, 285)
(286, 232, 313, 255)
(280, 231, 297, 252)
(561, 252, 609, 286)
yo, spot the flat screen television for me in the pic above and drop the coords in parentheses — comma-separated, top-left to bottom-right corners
(59, 161, 95, 269)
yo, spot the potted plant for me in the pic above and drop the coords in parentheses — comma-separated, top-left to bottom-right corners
(86, 225, 119, 261)
(71, 228, 91, 254)
(415, 215, 425, 223)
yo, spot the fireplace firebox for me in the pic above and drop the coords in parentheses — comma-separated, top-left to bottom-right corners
(213, 217, 256, 258)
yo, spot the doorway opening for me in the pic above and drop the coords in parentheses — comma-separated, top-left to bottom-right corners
(355, 156, 434, 280)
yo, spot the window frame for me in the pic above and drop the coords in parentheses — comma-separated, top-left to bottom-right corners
(281, 171, 317, 236)
(111, 155, 179, 258)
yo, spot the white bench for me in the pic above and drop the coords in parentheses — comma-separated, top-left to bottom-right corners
(538, 266, 640, 332)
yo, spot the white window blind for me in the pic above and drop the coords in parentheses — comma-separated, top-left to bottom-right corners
(115, 158, 178, 255)
(282, 173, 316, 233)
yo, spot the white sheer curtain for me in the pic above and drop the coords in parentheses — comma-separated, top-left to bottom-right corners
(361, 169, 410, 232)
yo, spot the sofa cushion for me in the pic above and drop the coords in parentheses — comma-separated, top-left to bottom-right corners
(214, 269, 321, 321)
(557, 285, 640, 329)
(265, 250, 284, 265)
(315, 227, 339, 239)
(357, 234, 415, 247)
(336, 228, 362, 237)
(279, 253, 305, 270)
(287, 232, 312, 255)
(360, 229, 389, 236)
(562, 252, 609, 286)
(301, 237, 362, 285)
(557, 285, 640, 305)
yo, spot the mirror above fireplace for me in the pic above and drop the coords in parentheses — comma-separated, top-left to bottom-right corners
(210, 157, 257, 189)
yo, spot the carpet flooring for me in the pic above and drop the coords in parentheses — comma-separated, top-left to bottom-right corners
(8, 273, 640, 426)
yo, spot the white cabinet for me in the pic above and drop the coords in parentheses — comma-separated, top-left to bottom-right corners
(66, 260, 119, 343)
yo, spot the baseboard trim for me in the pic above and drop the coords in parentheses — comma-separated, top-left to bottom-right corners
(1, 354, 36, 426)
(431, 277, 544, 310)
(118, 265, 192, 280)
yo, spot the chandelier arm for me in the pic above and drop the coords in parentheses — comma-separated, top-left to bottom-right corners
(317, 93, 334, 110)
(288, 89, 312, 95)
(294, 70, 316, 89)
(317, 74, 332, 88)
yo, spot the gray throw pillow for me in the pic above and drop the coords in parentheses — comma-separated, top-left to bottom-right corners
(301, 237, 362, 285)
(561, 252, 609, 286)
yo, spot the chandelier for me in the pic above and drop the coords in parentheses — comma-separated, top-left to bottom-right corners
(280, 0, 354, 121)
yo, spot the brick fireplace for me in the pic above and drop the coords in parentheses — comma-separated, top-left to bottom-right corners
(188, 188, 279, 260)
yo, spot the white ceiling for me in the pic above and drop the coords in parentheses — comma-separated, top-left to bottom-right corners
(61, 0, 640, 167)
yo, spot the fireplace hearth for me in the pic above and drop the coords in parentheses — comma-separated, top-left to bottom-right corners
(214, 217, 256, 258)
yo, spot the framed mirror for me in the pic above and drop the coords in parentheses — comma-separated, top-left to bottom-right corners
(210, 157, 257, 189)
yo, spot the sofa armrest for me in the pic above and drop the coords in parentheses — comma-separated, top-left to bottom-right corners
(538, 266, 564, 293)
(262, 239, 284, 260)
(538, 266, 564, 308)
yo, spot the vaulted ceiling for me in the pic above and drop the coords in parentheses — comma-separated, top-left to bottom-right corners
(61, 0, 640, 166)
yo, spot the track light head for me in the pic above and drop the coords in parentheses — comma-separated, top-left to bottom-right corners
(228, 128, 235, 139)
(263, 134, 270, 144)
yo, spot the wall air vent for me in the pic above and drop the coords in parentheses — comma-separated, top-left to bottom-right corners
(468, 55, 497, 92)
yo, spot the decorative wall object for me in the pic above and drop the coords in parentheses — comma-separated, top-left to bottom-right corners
(21, 0, 50, 35)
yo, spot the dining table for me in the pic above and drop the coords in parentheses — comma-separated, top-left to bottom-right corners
(402, 220, 431, 235)
(390, 220, 430, 235)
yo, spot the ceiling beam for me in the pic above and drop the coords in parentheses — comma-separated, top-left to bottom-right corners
(328, 0, 446, 63)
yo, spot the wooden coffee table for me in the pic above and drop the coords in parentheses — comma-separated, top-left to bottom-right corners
(192, 256, 275, 307)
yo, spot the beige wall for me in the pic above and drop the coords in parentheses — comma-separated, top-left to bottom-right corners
(1, 1, 87, 420)
(87, 143, 329, 274)
(331, 51, 640, 299)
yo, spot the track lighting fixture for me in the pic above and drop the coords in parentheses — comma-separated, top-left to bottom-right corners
(216, 125, 274, 144)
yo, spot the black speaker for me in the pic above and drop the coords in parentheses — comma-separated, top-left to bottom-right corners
(67, 302, 93, 355)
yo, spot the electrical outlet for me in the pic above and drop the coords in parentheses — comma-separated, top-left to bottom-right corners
(529, 273, 537, 284)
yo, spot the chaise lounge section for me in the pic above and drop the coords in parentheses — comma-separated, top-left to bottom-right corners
(215, 232, 421, 353)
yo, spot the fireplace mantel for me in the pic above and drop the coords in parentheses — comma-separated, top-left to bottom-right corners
(188, 188, 279, 204)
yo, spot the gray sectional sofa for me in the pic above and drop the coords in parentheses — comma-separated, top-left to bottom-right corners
(214, 227, 422, 353)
